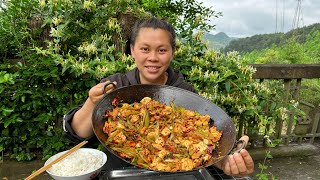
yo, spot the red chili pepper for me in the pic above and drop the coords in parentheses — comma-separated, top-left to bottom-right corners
(164, 145, 176, 152)
(105, 110, 112, 118)
(207, 144, 214, 154)
(112, 97, 120, 106)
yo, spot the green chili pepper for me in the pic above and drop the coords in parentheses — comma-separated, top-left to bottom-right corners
(137, 150, 148, 164)
(111, 146, 136, 157)
(170, 101, 176, 110)
(143, 109, 150, 127)
(169, 102, 176, 140)
(108, 117, 112, 122)
(106, 129, 120, 142)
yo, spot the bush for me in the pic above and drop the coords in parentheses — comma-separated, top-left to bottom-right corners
(0, 0, 222, 160)
(0, 0, 291, 161)
(174, 41, 288, 138)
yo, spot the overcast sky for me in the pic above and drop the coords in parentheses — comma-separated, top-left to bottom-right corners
(198, 0, 320, 37)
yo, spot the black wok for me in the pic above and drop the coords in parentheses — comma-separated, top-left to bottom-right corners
(92, 84, 237, 172)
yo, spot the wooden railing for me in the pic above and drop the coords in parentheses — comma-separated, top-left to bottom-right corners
(249, 64, 320, 146)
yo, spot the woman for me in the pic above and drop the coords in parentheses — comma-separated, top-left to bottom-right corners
(63, 17, 254, 177)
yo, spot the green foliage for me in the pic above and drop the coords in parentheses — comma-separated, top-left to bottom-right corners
(224, 23, 320, 54)
(0, 0, 138, 160)
(300, 79, 320, 106)
(279, 37, 304, 64)
(142, 0, 219, 38)
(0, 71, 18, 160)
(0, 0, 40, 58)
(242, 30, 320, 107)
(173, 40, 289, 138)
(0, 0, 222, 161)
(255, 136, 282, 180)
(224, 33, 283, 54)
(304, 30, 320, 63)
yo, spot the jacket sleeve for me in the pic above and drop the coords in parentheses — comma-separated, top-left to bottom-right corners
(62, 74, 124, 145)
(63, 105, 97, 145)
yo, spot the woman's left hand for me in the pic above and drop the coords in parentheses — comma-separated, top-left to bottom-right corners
(215, 135, 254, 177)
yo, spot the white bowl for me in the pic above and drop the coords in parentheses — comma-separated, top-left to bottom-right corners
(45, 148, 107, 180)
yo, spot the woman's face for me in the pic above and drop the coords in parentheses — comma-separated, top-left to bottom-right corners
(131, 28, 174, 85)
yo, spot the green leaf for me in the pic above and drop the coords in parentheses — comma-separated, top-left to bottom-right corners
(21, 135, 27, 141)
(108, 54, 115, 61)
(270, 102, 277, 111)
(225, 81, 231, 93)
(2, 108, 14, 116)
(266, 153, 273, 159)
(258, 163, 268, 170)
(57, 24, 67, 31)
(62, 65, 68, 74)
(259, 100, 266, 107)
(4, 119, 13, 128)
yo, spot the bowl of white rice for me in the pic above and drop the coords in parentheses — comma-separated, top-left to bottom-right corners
(45, 148, 107, 180)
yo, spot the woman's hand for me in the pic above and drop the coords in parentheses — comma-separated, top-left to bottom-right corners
(71, 81, 117, 138)
(88, 81, 117, 104)
(216, 135, 254, 177)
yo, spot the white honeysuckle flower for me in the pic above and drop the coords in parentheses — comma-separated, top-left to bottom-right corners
(83, 0, 95, 11)
(52, 17, 63, 26)
(51, 0, 59, 6)
(39, 0, 46, 6)
(83, 43, 97, 55)
(54, 44, 61, 51)
(264, 135, 271, 143)
(204, 70, 209, 79)
(108, 18, 116, 29)
(238, 105, 246, 113)
(249, 66, 257, 74)
(252, 95, 258, 103)
(101, 34, 109, 42)
(50, 27, 61, 37)
(290, 100, 296, 104)
(78, 45, 84, 52)
(220, 96, 226, 103)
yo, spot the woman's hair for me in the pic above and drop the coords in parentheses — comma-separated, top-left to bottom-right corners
(129, 17, 176, 50)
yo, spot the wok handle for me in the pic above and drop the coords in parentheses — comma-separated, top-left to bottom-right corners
(103, 82, 117, 94)
(230, 139, 247, 154)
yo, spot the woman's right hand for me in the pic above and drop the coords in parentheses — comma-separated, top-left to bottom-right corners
(88, 81, 117, 104)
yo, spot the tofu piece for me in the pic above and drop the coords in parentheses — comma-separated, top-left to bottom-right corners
(114, 131, 126, 144)
(157, 149, 167, 159)
(161, 127, 171, 136)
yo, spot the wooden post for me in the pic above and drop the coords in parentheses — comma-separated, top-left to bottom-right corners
(275, 79, 291, 140)
(310, 112, 320, 143)
(285, 78, 302, 145)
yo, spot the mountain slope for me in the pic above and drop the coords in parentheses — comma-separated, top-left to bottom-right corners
(202, 32, 237, 51)
(223, 23, 320, 54)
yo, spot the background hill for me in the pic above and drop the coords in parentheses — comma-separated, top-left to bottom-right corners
(222, 23, 320, 54)
(202, 32, 237, 51)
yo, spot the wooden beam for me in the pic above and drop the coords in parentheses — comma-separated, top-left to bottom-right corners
(250, 64, 320, 79)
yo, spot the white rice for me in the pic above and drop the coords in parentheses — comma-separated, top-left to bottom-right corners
(47, 150, 104, 176)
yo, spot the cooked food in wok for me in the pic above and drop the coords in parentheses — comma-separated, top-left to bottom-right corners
(102, 97, 222, 172)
